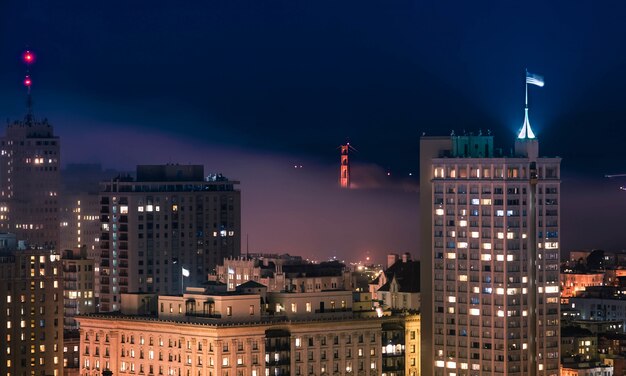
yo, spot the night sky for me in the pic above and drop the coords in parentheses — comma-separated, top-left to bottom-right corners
(1, 1, 626, 261)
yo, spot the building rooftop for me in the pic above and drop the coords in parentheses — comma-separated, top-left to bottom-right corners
(373, 258, 420, 293)
(561, 326, 594, 337)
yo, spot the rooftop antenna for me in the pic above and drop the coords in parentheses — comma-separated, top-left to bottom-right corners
(22, 49, 35, 124)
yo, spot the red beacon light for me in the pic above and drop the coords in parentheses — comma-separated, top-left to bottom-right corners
(23, 51, 35, 64)
(24, 76, 32, 87)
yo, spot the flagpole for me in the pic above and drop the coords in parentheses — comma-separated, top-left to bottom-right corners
(525, 69, 528, 108)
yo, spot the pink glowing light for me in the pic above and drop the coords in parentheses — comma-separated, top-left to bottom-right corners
(23, 51, 35, 64)
(24, 76, 32, 87)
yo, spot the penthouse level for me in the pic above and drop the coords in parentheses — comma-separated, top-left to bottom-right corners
(101, 167, 238, 193)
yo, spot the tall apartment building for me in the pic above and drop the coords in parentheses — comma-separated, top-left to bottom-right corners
(98, 165, 240, 312)
(0, 115, 61, 248)
(420, 124, 561, 375)
(0, 234, 64, 376)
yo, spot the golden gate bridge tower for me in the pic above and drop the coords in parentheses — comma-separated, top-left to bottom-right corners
(339, 142, 355, 188)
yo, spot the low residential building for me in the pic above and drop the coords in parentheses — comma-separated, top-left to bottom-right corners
(369, 253, 420, 311)
(570, 287, 626, 328)
(561, 272, 605, 303)
(76, 286, 420, 376)
(561, 362, 613, 376)
(561, 326, 597, 362)
(212, 256, 353, 293)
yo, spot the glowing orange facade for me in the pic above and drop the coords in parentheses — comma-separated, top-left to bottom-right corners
(340, 144, 350, 188)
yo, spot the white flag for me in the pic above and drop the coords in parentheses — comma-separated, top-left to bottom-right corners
(526, 72, 545, 87)
(182, 267, 190, 277)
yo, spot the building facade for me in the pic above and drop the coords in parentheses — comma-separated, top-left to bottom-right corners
(213, 257, 353, 293)
(62, 249, 96, 330)
(0, 115, 60, 248)
(561, 272, 605, 303)
(77, 288, 420, 376)
(420, 125, 561, 374)
(0, 237, 64, 376)
(369, 253, 420, 312)
(98, 165, 240, 312)
(59, 194, 101, 258)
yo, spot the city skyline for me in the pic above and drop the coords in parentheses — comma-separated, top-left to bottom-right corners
(2, 2, 626, 261)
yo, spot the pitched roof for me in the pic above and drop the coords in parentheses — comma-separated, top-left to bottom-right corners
(237, 280, 266, 289)
(380, 260, 420, 293)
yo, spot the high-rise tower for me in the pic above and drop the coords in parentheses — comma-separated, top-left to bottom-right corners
(420, 126, 560, 375)
(0, 50, 61, 248)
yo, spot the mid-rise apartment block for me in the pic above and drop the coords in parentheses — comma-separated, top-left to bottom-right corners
(420, 122, 561, 374)
(61, 249, 96, 330)
(98, 165, 240, 311)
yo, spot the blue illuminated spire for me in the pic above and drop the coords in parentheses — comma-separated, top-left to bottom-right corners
(517, 107, 535, 139)
(518, 70, 540, 139)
